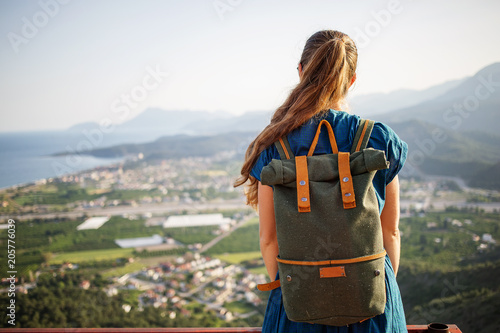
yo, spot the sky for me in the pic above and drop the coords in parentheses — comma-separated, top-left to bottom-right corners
(1, 0, 499, 132)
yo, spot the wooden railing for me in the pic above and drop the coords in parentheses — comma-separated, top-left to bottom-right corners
(0, 325, 462, 332)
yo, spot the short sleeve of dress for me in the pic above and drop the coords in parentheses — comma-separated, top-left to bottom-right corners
(368, 122, 408, 185)
(250, 144, 279, 182)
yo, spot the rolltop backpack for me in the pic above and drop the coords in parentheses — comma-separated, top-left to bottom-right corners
(257, 118, 390, 326)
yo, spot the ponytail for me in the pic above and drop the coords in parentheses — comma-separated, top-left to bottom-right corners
(235, 30, 357, 208)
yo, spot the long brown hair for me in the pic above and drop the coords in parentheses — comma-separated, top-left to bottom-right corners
(234, 30, 358, 208)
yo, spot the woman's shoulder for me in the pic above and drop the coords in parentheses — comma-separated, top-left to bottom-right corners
(334, 111, 408, 184)
(285, 110, 360, 154)
(250, 110, 408, 183)
(325, 110, 407, 156)
(369, 121, 405, 149)
(368, 119, 408, 184)
(324, 109, 360, 126)
(326, 109, 400, 143)
(250, 142, 279, 182)
(323, 109, 405, 150)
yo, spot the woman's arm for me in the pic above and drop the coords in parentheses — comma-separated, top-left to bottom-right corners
(380, 175, 401, 276)
(258, 181, 279, 280)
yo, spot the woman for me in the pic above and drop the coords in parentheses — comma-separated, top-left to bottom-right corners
(234, 30, 408, 332)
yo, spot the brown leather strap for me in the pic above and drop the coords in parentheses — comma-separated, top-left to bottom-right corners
(338, 152, 356, 209)
(257, 250, 386, 291)
(295, 155, 311, 213)
(257, 279, 281, 291)
(308, 119, 339, 156)
(276, 250, 387, 266)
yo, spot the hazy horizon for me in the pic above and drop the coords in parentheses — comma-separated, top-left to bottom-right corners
(0, 73, 470, 134)
(1, 0, 500, 132)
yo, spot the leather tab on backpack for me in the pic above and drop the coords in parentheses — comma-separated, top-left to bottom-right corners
(319, 266, 346, 278)
(295, 155, 311, 213)
(338, 152, 356, 209)
(257, 279, 281, 291)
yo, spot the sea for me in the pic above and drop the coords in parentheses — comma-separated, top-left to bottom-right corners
(0, 130, 160, 189)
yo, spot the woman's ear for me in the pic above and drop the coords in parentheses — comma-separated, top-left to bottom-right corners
(350, 73, 357, 87)
(298, 63, 303, 78)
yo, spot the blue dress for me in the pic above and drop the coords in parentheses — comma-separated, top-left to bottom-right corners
(250, 110, 408, 333)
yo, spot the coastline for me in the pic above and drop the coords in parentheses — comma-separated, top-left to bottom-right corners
(0, 129, 157, 191)
(0, 155, 125, 191)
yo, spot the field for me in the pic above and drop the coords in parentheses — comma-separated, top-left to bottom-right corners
(214, 251, 262, 264)
(206, 218, 260, 255)
(101, 261, 146, 278)
(0, 214, 223, 277)
(2, 200, 498, 332)
(224, 300, 257, 314)
(248, 266, 268, 275)
(49, 248, 135, 264)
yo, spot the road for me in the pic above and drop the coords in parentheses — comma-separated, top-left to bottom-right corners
(178, 274, 222, 298)
(399, 174, 500, 212)
(177, 265, 259, 319)
(1, 199, 249, 221)
(199, 216, 254, 253)
(425, 175, 470, 191)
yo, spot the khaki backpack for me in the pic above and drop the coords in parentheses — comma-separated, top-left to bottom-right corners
(257, 119, 390, 326)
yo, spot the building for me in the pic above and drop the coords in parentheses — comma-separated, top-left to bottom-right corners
(76, 216, 110, 230)
(163, 213, 231, 229)
(115, 234, 164, 248)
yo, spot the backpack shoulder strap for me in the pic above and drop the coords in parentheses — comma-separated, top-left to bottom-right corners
(351, 119, 375, 153)
(274, 136, 295, 160)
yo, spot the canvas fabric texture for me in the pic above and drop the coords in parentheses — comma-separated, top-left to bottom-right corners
(259, 119, 390, 326)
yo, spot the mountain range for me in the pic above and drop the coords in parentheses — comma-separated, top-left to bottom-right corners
(349, 77, 465, 117)
(377, 62, 500, 134)
(62, 62, 500, 189)
(77, 131, 257, 160)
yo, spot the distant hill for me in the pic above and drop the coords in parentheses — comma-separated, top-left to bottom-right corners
(59, 63, 500, 188)
(392, 120, 500, 161)
(390, 120, 500, 185)
(63, 63, 498, 138)
(116, 108, 231, 135)
(66, 109, 270, 142)
(468, 162, 500, 190)
(113, 108, 271, 136)
(184, 111, 271, 134)
(58, 117, 500, 189)
(72, 131, 257, 160)
(349, 78, 464, 117)
(67, 121, 101, 132)
(378, 63, 500, 134)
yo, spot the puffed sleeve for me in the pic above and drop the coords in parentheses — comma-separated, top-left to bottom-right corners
(250, 144, 280, 182)
(368, 122, 408, 185)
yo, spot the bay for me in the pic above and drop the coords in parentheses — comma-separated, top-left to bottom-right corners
(0, 130, 158, 189)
